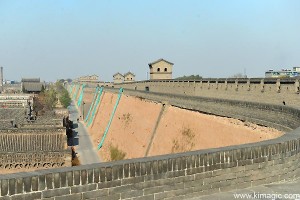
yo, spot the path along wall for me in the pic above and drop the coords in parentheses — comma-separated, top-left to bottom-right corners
(114, 78, 300, 108)
(2, 88, 300, 199)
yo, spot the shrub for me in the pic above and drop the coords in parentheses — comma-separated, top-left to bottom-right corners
(110, 145, 126, 161)
(122, 113, 132, 128)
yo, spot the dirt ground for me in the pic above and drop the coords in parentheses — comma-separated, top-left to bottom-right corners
(84, 91, 283, 162)
(86, 92, 162, 160)
(148, 105, 283, 156)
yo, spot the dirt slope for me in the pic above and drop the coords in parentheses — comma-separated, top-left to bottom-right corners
(84, 91, 283, 161)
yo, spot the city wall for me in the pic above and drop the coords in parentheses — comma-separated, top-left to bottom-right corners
(1, 88, 300, 199)
(113, 78, 300, 108)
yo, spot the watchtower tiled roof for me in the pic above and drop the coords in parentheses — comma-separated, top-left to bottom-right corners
(113, 72, 124, 77)
(148, 58, 174, 67)
(21, 78, 40, 83)
(124, 72, 135, 77)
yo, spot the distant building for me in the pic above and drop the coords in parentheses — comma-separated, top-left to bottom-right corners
(5, 80, 15, 84)
(113, 72, 124, 84)
(265, 68, 299, 78)
(293, 67, 300, 72)
(1, 83, 22, 94)
(21, 78, 44, 93)
(148, 58, 173, 80)
(75, 75, 99, 83)
(124, 72, 135, 82)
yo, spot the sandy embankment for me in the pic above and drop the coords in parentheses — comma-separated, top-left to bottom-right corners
(83, 91, 283, 162)
(148, 106, 282, 156)
(86, 93, 162, 160)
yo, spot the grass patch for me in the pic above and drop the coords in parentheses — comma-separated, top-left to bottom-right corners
(110, 145, 126, 161)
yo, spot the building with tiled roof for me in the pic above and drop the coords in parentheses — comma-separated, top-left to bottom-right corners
(148, 58, 173, 80)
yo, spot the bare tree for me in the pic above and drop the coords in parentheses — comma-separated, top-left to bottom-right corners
(229, 73, 247, 78)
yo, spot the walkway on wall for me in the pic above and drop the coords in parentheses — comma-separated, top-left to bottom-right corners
(189, 178, 300, 200)
(68, 100, 101, 165)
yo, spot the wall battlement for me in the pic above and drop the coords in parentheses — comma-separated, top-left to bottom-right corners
(113, 78, 300, 108)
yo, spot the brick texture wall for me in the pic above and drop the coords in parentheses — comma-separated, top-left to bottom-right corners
(1, 134, 300, 199)
(114, 78, 300, 108)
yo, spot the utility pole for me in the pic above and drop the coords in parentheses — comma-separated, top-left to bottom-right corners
(244, 68, 247, 78)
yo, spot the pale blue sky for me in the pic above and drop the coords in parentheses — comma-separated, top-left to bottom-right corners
(0, 0, 299, 82)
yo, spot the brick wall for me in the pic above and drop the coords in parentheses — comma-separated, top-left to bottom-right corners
(114, 78, 300, 108)
(1, 132, 300, 199)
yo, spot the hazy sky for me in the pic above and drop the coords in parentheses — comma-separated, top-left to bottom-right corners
(0, 0, 299, 82)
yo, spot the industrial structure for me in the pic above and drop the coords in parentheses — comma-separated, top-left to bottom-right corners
(265, 67, 300, 78)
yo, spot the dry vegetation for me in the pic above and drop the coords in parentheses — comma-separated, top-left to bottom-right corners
(110, 144, 126, 161)
(172, 126, 195, 153)
(122, 113, 132, 128)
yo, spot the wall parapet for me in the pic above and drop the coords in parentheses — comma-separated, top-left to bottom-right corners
(114, 77, 300, 85)
(0, 130, 300, 199)
(112, 78, 300, 108)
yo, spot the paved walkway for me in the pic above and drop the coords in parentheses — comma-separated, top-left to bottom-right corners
(68, 101, 101, 165)
(190, 178, 300, 200)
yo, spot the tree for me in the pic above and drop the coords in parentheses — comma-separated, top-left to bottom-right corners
(229, 73, 247, 78)
(59, 89, 71, 108)
(41, 85, 45, 92)
(55, 81, 71, 108)
(175, 74, 202, 80)
(43, 87, 57, 110)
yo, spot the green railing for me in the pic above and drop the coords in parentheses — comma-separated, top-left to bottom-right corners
(98, 88, 123, 149)
(77, 84, 86, 107)
(86, 87, 103, 127)
(73, 84, 80, 100)
(84, 87, 99, 123)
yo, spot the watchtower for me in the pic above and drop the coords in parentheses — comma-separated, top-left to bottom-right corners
(148, 59, 173, 80)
